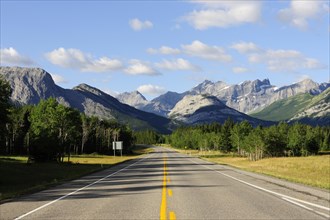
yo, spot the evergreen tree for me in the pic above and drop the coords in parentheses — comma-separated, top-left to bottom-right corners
(0, 76, 12, 152)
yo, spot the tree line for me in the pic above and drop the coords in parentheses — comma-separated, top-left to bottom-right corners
(0, 76, 134, 162)
(167, 119, 330, 160)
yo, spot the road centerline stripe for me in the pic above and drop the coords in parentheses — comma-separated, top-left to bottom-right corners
(160, 156, 167, 220)
(169, 211, 176, 220)
(168, 189, 173, 197)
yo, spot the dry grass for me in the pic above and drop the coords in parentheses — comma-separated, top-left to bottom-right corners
(202, 155, 330, 189)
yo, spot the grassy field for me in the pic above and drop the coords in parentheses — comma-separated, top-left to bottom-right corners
(168, 146, 330, 190)
(0, 145, 152, 201)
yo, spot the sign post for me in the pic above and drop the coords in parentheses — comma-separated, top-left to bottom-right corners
(112, 142, 116, 157)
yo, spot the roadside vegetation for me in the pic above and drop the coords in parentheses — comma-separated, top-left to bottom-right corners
(167, 120, 329, 160)
(0, 76, 153, 200)
(0, 145, 152, 200)
(163, 121, 329, 189)
(0, 76, 135, 162)
(165, 147, 330, 189)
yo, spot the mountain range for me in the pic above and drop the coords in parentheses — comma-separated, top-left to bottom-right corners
(117, 77, 329, 121)
(1, 66, 329, 132)
(0, 66, 173, 133)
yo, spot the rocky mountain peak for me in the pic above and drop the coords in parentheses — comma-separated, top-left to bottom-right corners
(296, 78, 318, 87)
(116, 90, 149, 109)
(169, 94, 225, 117)
(191, 79, 214, 94)
(0, 66, 58, 105)
(0, 66, 55, 85)
(73, 83, 106, 96)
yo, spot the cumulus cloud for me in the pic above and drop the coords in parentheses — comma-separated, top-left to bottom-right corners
(45, 48, 123, 72)
(137, 84, 166, 95)
(182, 40, 232, 62)
(50, 74, 67, 84)
(124, 59, 160, 76)
(147, 46, 181, 55)
(183, 1, 262, 30)
(231, 42, 261, 54)
(129, 18, 153, 31)
(278, 1, 328, 30)
(232, 67, 249, 73)
(233, 42, 326, 72)
(0, 47, 34, 66)
(155, 58, 200, 71)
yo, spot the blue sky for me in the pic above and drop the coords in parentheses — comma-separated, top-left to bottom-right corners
(1, 0, 329, 100)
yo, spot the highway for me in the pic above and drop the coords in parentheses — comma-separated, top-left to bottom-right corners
(1, 146, 329, 219)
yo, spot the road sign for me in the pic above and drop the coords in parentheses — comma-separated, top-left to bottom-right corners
(112, 141, 123, 157)
(116, 141, 123, 150)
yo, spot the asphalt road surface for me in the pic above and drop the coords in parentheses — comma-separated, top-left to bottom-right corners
(1, 146, 329, 219)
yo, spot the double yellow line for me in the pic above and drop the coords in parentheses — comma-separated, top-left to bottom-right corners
(160, 157, 176, 220)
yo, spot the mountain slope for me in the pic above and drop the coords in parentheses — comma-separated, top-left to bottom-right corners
(250, 93, 313, 121)
(289, 88, 330, 125)
(0, 66, 172, 133)
(169, 94, 270, 126)
(251, 88, 330, 124)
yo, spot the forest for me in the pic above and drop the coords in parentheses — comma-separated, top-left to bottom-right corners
(167, 120, 330, 160)
(0, 76, 134, 162)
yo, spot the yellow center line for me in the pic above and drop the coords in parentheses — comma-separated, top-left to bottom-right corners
(168, 189, 173, 197)
(170, 211, 176, 220)
(160, 157, 167, 220)
(160, 156, 176, 220)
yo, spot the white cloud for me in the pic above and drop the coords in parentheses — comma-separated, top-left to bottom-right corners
(0, 47, 34, 66)
(304, 58, 325, 69)
(278, 1, 328, 30)
(235, 42, 326, 72)
(231, 42, 261, 54)
(146, 48, 158, 54)
(45, 48, 123, 72)
(124, 59, 160, 76)
(159, 46, 180, 55)
(50, 74, 67, 84)
(155, 58, 200, 71)
(129, 18, 153, 31)
(182, 40, 232, 62)
(183, 1, 262, 30)
(137, 84, 166, 95)
(232, 67, 249, 73)
(147, 46, 181, 55)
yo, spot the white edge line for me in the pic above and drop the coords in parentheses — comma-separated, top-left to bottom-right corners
(187, 157, 330, 212)
(315, 211, 330, 218)
(15, 154, 152, 220)
(282, 197, 313, 211)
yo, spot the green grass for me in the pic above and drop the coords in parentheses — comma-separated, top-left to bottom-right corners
(0, 145, 152, 200)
